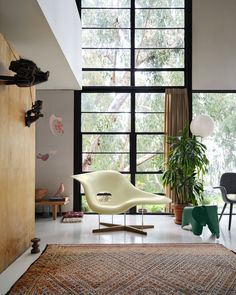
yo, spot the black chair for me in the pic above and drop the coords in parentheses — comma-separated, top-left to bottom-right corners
(214, 172, 236, 230)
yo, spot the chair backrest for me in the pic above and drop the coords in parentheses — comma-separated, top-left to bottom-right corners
(76, 170, 132, 193)
(72, 170, 134, 206)
(220, 173, 236, 194)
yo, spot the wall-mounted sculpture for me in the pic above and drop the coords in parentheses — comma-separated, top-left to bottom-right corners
(25, 100, 44, 127)
(0, 58, 49, 87)
(0, 58, 49, 127)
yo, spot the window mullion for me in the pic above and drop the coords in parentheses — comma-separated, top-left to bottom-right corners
(131, 0, 135, 86)
(130, 91, 136, 214)
(130, 1, 137, 214)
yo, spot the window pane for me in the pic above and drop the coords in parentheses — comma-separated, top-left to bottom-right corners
(83, 134, 130, 152)
(136, 114, 164, 132)
(82, 113, 131, 132)
(135, 29, 184, 48)
(193, 93, 236, 188)
(135, 71, 184, 86)
(137, 154, 164, 172)
(136, 174, 164, 193)
(82, 0, 130, 8)
(82, 153, 129, 171)
(83, 49, 130, 68)
(137, 135, 164, 152)
(82, 9, 130, 28)
(83, 29, 130, 48)
(136, 93, 164, 112)
(83, 71, 130, 86)
(135, 9, 184, 28)
(135, 49, 184, 68)
(135, 0, 184, 8)
(82, 93, 131, 112)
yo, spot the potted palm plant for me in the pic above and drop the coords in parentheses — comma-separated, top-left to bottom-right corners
(162, 125, 209, 224)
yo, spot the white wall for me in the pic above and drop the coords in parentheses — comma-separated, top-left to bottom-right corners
(36, 90, 74, 211)
(192, 0, 236, 90)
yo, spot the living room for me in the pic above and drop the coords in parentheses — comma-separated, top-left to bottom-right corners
(0, 0, 236, 294)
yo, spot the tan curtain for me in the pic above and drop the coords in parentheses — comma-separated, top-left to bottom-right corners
(164, 88, 189, 208)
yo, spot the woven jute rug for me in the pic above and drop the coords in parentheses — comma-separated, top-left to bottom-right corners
(8, 243, 236, 295)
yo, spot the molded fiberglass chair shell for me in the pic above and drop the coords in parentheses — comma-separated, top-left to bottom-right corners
(214, 172, 236, 230)
(72, 170, 171, 235)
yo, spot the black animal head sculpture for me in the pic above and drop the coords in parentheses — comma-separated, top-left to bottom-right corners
(0, 58, 49, 87)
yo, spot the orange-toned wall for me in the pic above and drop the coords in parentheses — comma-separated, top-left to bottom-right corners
(0, 33, 35, 273)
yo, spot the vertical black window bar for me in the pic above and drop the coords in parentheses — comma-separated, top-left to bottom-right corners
(73, 91, 82, 211)
(74, 0, 190, 213)
(129, 0, 136, 213)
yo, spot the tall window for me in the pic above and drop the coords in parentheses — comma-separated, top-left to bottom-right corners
(75, 0, 190, 213)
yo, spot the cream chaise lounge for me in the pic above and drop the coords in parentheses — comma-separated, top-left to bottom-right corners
(72, 170, 171, 235)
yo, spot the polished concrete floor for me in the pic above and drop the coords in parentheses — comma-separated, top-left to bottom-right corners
(0, 214, 235, 294)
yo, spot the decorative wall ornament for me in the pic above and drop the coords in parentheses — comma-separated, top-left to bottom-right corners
(25, 100, 44, 127)
(0, 58, 49, 87)
(36, 150, 58, 161)
(37, 153, 49, 161)
(54, 183, 65, 196)
(49, 114, 64, 136)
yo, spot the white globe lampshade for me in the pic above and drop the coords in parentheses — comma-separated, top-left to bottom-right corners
(190, 115, 214, 138)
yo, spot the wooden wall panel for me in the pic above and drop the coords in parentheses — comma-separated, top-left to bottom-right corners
(0, 33, 35, 273)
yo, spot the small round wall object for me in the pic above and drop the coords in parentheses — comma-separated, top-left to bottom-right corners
(31, 238, 40, 254)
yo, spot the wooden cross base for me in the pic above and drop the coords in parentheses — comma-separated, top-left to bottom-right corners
(92, 222, 154, 235)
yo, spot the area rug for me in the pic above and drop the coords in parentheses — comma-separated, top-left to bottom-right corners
(7, 244, 236, 294)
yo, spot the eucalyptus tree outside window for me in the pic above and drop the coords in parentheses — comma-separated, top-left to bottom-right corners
(75, 0, 188, 213)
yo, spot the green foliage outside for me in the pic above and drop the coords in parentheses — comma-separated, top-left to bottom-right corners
(193, 93, 236, 210)
(82, 2, 185, 87)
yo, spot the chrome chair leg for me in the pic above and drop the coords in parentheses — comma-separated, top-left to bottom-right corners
(98, 214, 100, 229)
(142, 205, 144, 229)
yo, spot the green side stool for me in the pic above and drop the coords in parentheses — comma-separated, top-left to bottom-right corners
(182, 205, 220, 238)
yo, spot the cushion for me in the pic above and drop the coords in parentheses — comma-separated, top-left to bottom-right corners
(227, 194, 236, 201)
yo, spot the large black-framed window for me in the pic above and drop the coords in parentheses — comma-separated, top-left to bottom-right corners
(74, 0, 192, 213)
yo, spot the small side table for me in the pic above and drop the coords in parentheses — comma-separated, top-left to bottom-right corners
(182, 205, 220, 238)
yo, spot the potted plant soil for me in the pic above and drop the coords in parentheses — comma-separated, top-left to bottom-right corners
(162, 125, 209, 224)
